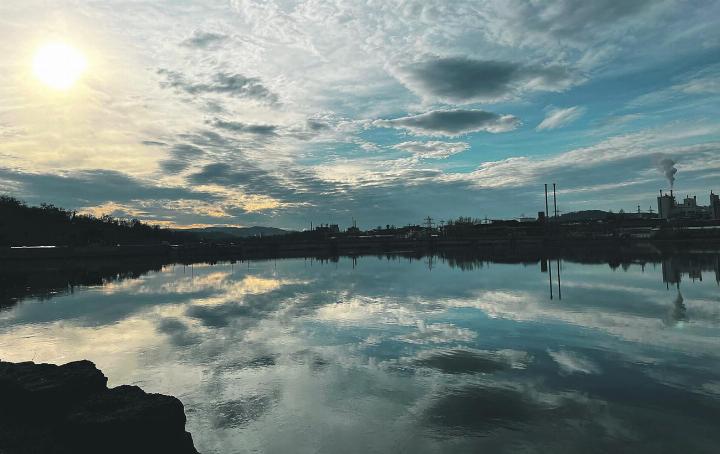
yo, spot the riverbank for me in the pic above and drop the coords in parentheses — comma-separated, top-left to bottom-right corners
(2, 236, 720, 262)
(0, 360, 199, 454)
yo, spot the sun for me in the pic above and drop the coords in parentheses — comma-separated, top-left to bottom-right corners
(32, 43, 87, 90)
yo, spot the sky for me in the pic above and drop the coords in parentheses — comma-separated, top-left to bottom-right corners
(1, 0, 719, 229)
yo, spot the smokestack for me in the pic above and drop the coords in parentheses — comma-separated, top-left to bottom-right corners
(553, 183, 558, 218)
(544, 184, 549, 220)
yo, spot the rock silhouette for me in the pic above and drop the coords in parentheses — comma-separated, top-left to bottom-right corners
(0, 360, 199, 454)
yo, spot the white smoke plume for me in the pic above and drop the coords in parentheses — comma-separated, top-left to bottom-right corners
(656, 155, 678, 188)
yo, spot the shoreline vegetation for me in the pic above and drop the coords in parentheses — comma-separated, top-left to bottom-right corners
(3, 195, 720, 262)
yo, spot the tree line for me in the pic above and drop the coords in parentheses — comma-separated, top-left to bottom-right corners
(0, 196, 195, 246)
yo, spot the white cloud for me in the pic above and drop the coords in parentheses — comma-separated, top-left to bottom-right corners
(537, 106, 586, 130)
(393, 141, 469, 159)
(441, 126, 720, 190)
(626, 64, 720, 109)
(676, 76, 720, 95)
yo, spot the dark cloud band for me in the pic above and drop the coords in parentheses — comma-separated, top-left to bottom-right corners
(158, 69, 279, 104)
(399, 57, 578, 102)
(374, 109, 520, 136)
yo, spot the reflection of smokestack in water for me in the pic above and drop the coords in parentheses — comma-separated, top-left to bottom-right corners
(657, 157, 678, 188)
(548, 258, 553, 300)
(664, 291, 687, 326)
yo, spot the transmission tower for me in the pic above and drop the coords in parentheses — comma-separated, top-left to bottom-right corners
(424, 216, 434, 230)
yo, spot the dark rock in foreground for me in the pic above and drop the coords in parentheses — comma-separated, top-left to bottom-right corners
(0, 360, 199, 454)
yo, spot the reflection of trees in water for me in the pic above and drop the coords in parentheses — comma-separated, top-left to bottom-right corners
(5, 251, 720, 311)
(0, 258, 167, 310)
(439, 254, 488, 271)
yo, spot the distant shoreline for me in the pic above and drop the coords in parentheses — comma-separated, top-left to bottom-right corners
(2, 236, 720, 262)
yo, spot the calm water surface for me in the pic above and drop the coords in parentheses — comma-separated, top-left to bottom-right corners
(1, 255, 719, 453)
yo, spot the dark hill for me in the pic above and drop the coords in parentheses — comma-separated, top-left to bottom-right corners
(184, 226, 290, 240)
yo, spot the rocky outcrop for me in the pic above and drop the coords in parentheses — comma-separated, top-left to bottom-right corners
(0, 360, 199, 454)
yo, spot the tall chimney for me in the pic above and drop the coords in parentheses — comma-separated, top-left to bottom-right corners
(553, 183, 558, 218)
(544, 184, 549, 219)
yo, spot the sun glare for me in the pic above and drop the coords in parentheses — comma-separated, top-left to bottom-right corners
(32, 43, 87, 90)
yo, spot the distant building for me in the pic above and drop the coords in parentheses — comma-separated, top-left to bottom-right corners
(314, 224, 340, 234)
(676, 195, 707, 218)
(711, 192, 720, 219)
(656, 190, 719, 220)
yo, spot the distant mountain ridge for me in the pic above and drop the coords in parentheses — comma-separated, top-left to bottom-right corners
(183, 226, 290, 240)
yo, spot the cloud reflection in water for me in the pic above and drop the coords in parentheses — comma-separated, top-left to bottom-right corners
(1, 255, 719, 453)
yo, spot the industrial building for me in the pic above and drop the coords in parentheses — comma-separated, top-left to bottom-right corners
(657, 190, 720, 220)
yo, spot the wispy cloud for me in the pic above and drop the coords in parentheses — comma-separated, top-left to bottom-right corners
(393, 141, 469, 159)
(537, 106, 586, 130)
(158, 69, 279, 105)
(626, 64, 720, 109)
